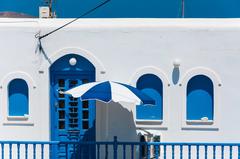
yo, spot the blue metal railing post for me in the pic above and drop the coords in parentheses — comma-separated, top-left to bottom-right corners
(221, 145, 224, 159)
(33, 144, 36, 159)
(180, 145, 183, 159)
(172, 145, 175, 159)
(25, 144, 28, 159)
(131, 144, 134, 159)
(41, 144, 44, 159)
(230, 145, 233, 159)
(238, 146, 240, 159)
(164, 145, 167, 159)
(17, 143, 20, 159)
(113, 136, 118, 159)
(9, 143, 12, 159)
(123, 144, 126, 159)
(204, 145, 207, 159)
(196, 145, 199, 159)
(188, 145, 191, 159)
(1, 143, 4, 159)
(105, 144, 108, 159)
(65, 143, 68, 159)
(154, 145, 159, 158)
(213, 145, 216, 159)
(138, 143, 142, 159)
(97, 144, 100, 159)
(147, 144, 150, 159)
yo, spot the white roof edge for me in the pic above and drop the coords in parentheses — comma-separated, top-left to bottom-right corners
(0, 18, 39, 23)
(0, 18, 39, 28)
(1, 18, 240, 28)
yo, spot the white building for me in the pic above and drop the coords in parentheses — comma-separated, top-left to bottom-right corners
(0, 18, 240, 158)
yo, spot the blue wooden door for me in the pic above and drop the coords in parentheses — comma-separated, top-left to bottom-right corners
(51, 73, 96, 159)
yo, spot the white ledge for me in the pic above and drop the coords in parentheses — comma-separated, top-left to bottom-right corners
(7, 115, 29, 121)
(136, 120, 163, 124)
(135, 120, 168, 130)
(3, 115, 34, 126)
(3, 122, 34, 126)
(181, 120, 218, 131)
(186, 120, 214, 125)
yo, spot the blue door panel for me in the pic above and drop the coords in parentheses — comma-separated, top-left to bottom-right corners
(50, 73, 96, 159)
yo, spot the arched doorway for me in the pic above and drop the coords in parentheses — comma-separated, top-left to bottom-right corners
(50, 53, 96, 158)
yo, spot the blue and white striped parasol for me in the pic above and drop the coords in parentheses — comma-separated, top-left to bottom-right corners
(63, 81, 154, 105)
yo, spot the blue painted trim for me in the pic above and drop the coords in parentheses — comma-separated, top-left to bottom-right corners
(8, 79, 29, 116)
(187, 75, 214, 120)
(136, 74, 163, 120)
(50, 54, 96, 158)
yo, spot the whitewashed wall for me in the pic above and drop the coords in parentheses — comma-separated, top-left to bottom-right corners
(0, 18, 240, 144)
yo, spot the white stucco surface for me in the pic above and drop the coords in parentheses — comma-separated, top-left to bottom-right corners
(0, 18, 240, 144)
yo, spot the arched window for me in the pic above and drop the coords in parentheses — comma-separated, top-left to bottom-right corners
(8, 79, 29, 116)
(136, 74, 163, 120)
(187, 75, 214, 120)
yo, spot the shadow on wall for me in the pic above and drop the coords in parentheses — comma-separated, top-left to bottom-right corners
(108, 102, 137, 140)
(172, 67, 180, 85)
(107, 102, 138, 158)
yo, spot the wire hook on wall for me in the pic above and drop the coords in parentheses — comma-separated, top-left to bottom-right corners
(34, 0, 111, 65)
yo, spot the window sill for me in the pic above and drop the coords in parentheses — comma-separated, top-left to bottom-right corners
(136, 120, 168, 130)
(136, 120, 163, 124)
(3, 115, 34, 126)
(7, 115, 29, 121)
(186, 120, 214, 125)
(182, 120, 218, 131)
(3, 122, 34, 126)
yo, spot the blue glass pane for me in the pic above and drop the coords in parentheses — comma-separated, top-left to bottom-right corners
(136, 74, 163, 120)
(187, 75, 213, 120)
(8, 79, 29, 116)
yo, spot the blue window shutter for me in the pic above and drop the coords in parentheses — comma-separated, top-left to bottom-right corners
(136, 74, 163, 120)
(187, 75, 214, 120)
(8, 79, 29, 116)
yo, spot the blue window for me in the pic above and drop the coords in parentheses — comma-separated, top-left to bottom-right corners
(8, 79, 29, 116)
(136, 74, 163, 120)
(187, 75, 214, 120)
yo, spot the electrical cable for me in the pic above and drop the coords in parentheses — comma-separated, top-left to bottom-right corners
(36, 0, 111, 40)
(35, 0, 111, 64)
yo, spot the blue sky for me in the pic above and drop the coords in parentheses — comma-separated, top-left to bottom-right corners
(0, 0, 240, 18)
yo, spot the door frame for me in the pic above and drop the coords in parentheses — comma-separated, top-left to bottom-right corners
(50, 71, 96, 142)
